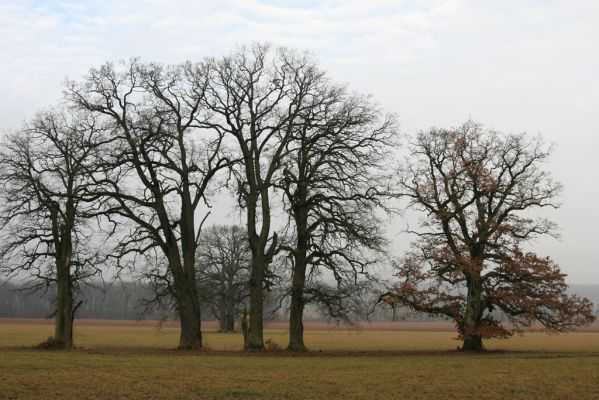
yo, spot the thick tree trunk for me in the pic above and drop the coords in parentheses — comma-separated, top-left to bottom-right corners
(224, 315, 235, 332)
(219, 303, 235, 332)
(246, 254, 265, 350)
(288, 207, 308, 352)
(461, 335, 484, 352)
(287, 282, 307, 351)
(460, 277, 484, 352)
(55, 225, 74, 350)
(167, 200, 203, 349)
(226, 301, 236, 332)
(178, 300, 202, 349)
(245, 187, 269, 351)
(176, 280, 203, 349)
(55, 264, 74, 350)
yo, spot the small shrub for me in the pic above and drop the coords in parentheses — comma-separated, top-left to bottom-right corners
(265, 338, 282, 352)
(36, 337, 66, 350)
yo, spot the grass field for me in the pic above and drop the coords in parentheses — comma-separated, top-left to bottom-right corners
(1, 321, 598, 399)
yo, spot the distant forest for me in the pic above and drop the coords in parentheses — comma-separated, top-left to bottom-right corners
(1, 280, 597, 322)
(0, 280, 169, 320)
(0, 280, 294, 322)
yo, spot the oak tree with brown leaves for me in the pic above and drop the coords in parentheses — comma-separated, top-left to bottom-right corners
(382, 121, 595, 351)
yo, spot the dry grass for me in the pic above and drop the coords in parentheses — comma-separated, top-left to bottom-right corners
(2, 321, 598, 352)
(0, 322, 598, 399)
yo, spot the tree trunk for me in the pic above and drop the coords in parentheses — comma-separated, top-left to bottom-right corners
(55, 226, 74, 350)
(176, 281, 203, 349)
(218, 302, 227, 332)
(241, 308, 249, 347)
(165, 208, 203, 349)
(225, 301, 236, 332)
(287, 281, 307, 351)
(460, 277, 484, 352)
(219, 303, 235, 332)
(246, 254, 265, 350)
(55, 263, 74, 350)
(288, 207, 308, 352)
(461, 335, 484, 352)
(225, 314, 235, 332)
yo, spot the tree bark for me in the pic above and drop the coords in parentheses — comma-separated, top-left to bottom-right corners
(177, 296, 202, 349)
(225, 301, 236, 332)
(162, 196, 204, 350)
(461, 335, 484, 352)
(460, 277, 484, 352)
(219, 302, 235, 332)
(287, 277, 307, 351)
(55, 261, 74, 349)
(54, 218, 74, 350)
(225, 315, 235, 332)
(246, 254, 265, 350)
(288, 206, 308, 352)
(245, 187, 268, 351)
(176, 279, 203, 349)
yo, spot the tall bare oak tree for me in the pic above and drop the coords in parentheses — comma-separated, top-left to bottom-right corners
(66, 61, 231, 349)
(0, 108, 105, 349)
(201, 44, 328, 350)
(279, 89, 396, 351)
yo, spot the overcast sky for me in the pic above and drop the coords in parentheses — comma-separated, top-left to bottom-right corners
(0, 0, 597, 283)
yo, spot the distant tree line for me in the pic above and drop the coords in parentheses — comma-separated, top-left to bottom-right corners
(2, 278, 596, 324)
(0, 280, 169, 320)
(0, 43, 594, 351)
(0, 279, 285, 322)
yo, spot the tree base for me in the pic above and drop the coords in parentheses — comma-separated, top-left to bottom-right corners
(245, 338, 266, 351)
(36, 336, 71, 350)
(459, 337, 485, 352)
(245, 345, 266, 351)
(287, 342, 308, 352)
(177, 343, 203, 350)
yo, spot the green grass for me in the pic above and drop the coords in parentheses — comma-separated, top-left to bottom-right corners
(1, 322, 598, 399)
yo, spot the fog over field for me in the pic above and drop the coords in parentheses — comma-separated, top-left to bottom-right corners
(0, 1, 597, 284)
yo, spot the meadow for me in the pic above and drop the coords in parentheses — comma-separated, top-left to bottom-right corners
(1, 320, 598, 399)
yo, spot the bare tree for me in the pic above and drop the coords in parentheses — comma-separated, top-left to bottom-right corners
(381, 121, 595, 351)
(196, 225, 250, 332)
(0, 107, 105, 349)
(278, 88, 397, 351)
(201, 44, 328, 350)
(65, 60, 231, 349)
